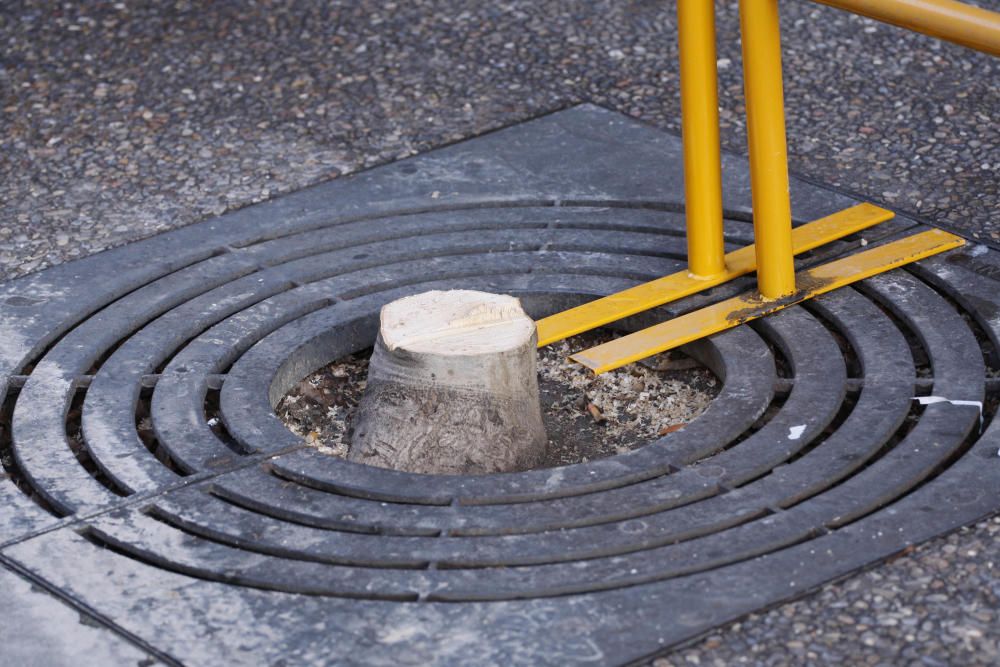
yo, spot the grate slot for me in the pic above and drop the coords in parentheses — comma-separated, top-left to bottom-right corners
(134, 385, 188, 476)
(0, 386, 64, 516)
(204, 385, 252, 456)
(802, 299, 865, 378)
(144, 503, 435, 570)
(855, 282, 934, 381)
(65, 386, 130, 498)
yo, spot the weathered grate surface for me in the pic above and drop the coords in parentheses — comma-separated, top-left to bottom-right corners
(1, 106, 998, 666)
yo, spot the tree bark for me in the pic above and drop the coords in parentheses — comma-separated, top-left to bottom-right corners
(347, 290, 547, 474)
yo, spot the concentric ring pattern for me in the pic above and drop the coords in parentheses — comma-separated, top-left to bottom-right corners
(0, 198, 993, 599)
(1, 106, 998, 666)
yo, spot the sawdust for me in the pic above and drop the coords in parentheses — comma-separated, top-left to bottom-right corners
(276, 329, 719, 468)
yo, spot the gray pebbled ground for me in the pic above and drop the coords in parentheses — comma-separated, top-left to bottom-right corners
(1, 1, 997, 283)
(1, 0, 998, 664)
(650, 517, 1000, 667)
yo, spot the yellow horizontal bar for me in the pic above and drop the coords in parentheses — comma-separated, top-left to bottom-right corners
(535, 202, 894, 347)
(571, 228, 965, 374)
(812, 0, 1000, 57)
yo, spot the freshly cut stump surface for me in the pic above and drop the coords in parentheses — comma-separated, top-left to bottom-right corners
(346, 290, 548, 474)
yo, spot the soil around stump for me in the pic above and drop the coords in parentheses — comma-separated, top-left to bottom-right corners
(276, 329, 719, 469)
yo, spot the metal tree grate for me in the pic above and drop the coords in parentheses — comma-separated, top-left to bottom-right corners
(1, 106, 999, 666)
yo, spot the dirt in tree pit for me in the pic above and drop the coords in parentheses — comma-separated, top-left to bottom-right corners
(276, 329, 719, 469)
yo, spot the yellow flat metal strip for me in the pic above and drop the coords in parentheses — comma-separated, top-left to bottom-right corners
(536, 202, 894, 347)
(570, 229, 965, 374)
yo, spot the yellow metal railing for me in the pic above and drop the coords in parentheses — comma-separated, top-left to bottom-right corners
(684, 0, 1000, 300)
(677, 0, 726, 279)
(539, 0, 999, 372)
(814, 0, 1000, 56)
(738, 0, 797, 298)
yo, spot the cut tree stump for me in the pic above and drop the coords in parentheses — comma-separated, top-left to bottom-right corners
(347, 290, 548, 474)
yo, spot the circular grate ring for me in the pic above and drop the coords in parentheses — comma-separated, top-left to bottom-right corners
(2, 201, 996, 605)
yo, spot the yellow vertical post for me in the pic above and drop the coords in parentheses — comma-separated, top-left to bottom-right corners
(678, 0, 726, 278)
(739, 0, 796, 299)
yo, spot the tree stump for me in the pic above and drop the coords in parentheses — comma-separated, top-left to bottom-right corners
(347, 290, 547, 474)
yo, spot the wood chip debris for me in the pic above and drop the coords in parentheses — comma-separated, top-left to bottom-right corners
(587, 402, 606, 423)
(277, 329, 718, 467)
(658, 423, 685, 436)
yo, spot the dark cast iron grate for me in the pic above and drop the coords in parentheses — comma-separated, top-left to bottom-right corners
(1, 105, 999, 666)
